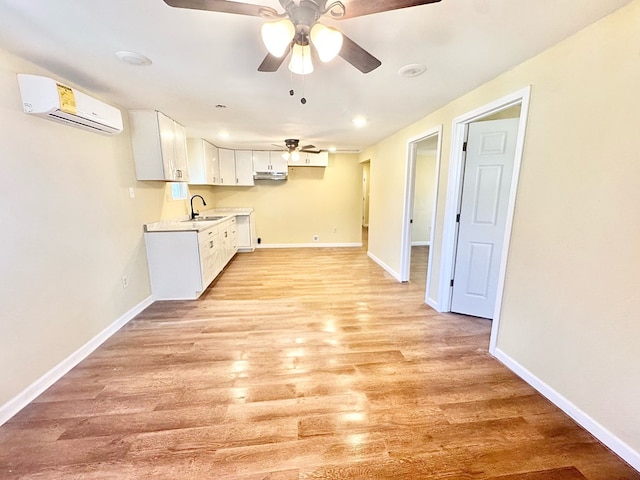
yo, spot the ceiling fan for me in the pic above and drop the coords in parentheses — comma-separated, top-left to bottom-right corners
(162, 0, 442, 74)
(275, 138, 321, 160)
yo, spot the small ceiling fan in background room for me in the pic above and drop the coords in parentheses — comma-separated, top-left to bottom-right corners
(275, 138, 321, 161)
(162, 0, 442, 75)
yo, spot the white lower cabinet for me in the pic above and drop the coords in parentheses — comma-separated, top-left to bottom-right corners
(235, 212, 255, 251)
(144, 217, 238, 300)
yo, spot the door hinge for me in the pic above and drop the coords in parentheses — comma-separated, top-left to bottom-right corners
(456, 213, 460, 223)
(462, 141, 467, 152)
(450, 279, 454, 287)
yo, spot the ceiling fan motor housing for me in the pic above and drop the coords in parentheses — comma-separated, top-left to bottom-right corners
(284, 138, 300, 151)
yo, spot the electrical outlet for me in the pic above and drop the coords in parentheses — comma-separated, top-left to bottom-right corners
(122, 275, 129, 288)
(128, 187, 135, 199)
(313, 235, 319, 242)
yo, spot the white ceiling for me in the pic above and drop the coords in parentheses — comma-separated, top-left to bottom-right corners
(0, 0, 631, 152)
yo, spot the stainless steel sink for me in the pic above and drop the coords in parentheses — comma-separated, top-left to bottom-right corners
(181, 215, 225, 222)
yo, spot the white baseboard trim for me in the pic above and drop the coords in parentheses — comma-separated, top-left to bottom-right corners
(367, 251, 402, 282)
(426, 297, 440, 312)
(493, 347, 640, 472)
(257, 243, 362, 249)
(0, 295, 153, 427)
(411, 241, 431, 246)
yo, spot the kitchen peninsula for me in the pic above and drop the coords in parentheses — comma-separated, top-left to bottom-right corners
(144, 208, 255, 300)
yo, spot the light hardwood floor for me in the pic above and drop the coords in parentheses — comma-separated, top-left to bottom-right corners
(0, 246, 638, 479)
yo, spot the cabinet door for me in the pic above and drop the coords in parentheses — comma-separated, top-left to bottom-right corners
(208, 144, 220, 185)
(235, 150, 255, 186)
(218, 149, 236, 186)
(252, 150, 271, 172)
(187, 138, 206, 184)
(172, 121, 189, 181)
(269, 152, 289, 173)
(157, 112, 177, 179)
(305, 152, 329, 167)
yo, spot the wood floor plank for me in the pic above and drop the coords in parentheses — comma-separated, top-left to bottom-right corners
(0, 245, 637, 479)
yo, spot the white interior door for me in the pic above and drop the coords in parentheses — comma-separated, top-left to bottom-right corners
(451, 118, 519, 318)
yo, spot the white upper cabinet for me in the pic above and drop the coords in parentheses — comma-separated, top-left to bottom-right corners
(288, 151, 328, 167)
(129, 110, 189, 181)
(235, 150, 255, 186)
(252, 150, 271, 172)
(253, 151, 288, 174)
(218, 148, 236, 186)
(187, 138, 220, 185)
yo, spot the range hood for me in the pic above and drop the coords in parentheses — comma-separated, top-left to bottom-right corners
(253, 171, 288, 181)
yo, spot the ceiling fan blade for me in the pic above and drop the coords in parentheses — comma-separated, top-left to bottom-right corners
(339, 0, 441, 19)
(258, 52, 288, 72)
(162, 0, 277, 17)
(300, 144, 316, 151)
(339, 34, 381, 74)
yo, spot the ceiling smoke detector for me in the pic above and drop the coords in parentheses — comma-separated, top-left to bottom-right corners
(398, 63, 427, 78)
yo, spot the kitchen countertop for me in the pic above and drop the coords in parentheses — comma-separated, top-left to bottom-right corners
(144, 208, 253, 233)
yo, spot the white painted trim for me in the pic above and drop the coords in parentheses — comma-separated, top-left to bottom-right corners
(367, 251, 402, 282)
(257, 243, 363, 249)
(0, 295, 153, 427)
(494, 348, 640, 472)
(437, 86, 532, 323)
(425, 297, 440, 311)
(489, 88, 532, 353)
(411, 241, 431, 246)
(400, 126, 443, 283)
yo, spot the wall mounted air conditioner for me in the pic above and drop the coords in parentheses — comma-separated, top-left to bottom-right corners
(17, 74, 123, 135)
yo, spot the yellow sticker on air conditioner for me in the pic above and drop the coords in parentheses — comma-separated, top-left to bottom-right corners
(56, 83, 77, 114)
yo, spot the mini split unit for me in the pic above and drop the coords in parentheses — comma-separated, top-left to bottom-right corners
(17, 74, 123, 135)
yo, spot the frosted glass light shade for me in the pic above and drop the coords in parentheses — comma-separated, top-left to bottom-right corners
(288, 43, 314, 75)
(310, 23, 343, 62)
(291, 151, 300, 161)
(261, 19, 295, 57)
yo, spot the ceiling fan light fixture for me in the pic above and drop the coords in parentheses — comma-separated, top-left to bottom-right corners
(310, 23, 343, 62)
(261, 18, 295, 57)
(288, 43, 314, 75)
(291, 151, 301, 161)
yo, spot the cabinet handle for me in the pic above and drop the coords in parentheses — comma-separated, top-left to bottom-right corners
(209, 241, 213, 248)
(220, 178, 224, 184)
(236, 178, 239, 184)
(224, 231, 228, 238)
(176, 169, 183, 178)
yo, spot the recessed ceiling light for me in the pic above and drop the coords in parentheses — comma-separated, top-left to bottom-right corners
(328, 146, 337, 153)
(398, 63, 426, 78)
(219, 131, 230, 140)
(353, 116, 367, 128)
(115, 50, 152, 66)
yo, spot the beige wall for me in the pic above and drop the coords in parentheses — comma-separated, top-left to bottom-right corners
(196, 154, 362, 246)
(362, 0, 640, 458)
(0, 49, 185, 407)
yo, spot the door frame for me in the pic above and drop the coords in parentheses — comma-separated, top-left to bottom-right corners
(400, 126, 443, 286)
(436, 86, 531, 353)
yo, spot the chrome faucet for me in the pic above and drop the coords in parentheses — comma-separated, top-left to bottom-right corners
(190, 194, 206, 220)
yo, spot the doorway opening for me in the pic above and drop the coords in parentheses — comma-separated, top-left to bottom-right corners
(434, 86, 531, 353)
(360, 159, 371, 250)
(400, 126, 442, 295)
